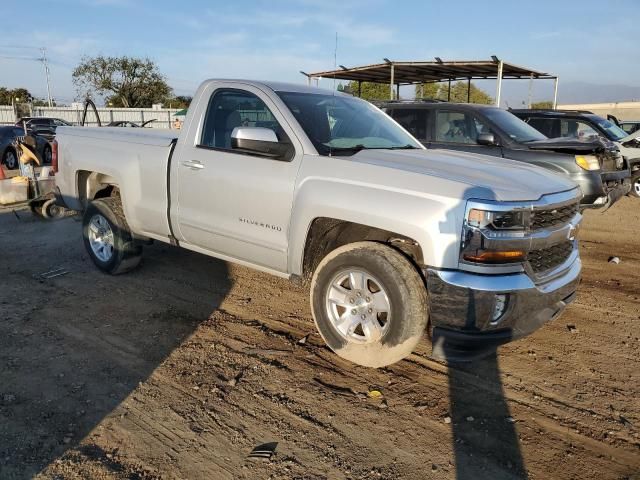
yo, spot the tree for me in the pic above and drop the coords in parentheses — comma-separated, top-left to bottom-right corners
(342, 81, 397, 101)
(412, 81, 493, 104)
(73, 56, 172, 108)
(163, 95, 192, 109)
(0, 87, 33, 104)
(531, 100, 554, 109)
(414, 82, 440, 99)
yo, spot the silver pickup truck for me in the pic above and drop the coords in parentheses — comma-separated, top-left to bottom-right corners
(54, 80, 583, 367)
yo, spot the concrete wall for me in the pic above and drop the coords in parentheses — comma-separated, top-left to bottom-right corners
(557, 101, 640, 121)
(0, 105, 182, 129)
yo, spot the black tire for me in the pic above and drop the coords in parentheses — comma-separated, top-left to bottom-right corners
(630, 171, 640, 198)
(82, 197, 142, 275)
(2, 148, 19, 170)
(310, 241, 428, 367)
(43, 144, 52, 165)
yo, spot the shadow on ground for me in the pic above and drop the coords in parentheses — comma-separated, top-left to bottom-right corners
(448, 350, 527, 479)
(0, 209, 232, 479)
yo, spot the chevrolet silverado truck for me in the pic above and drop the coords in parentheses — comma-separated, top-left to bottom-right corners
(54, 80, 583, 367)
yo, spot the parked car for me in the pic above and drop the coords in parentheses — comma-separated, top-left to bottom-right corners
(54, 80, 583, 367)
(106, 119, 157, 128)
(382, 101, 630, 209)
(619, 120, 640, 135)
(15, 117, 72, 128)
(0, 125, 52, 169)
(511, 109, 640, 198)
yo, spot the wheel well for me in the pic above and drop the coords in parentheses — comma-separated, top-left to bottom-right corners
(302, 217, 424, 279)
(77, 170, 120, 206)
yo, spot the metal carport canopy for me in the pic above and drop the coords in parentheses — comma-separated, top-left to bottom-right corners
(303, 58, 559, 107)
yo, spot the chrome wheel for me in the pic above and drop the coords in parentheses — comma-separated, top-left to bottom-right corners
(4, 150, 17, 169)
(87, 214, 114, 262)
(325, 269, 391, 344)
(634, 178, 640, 197)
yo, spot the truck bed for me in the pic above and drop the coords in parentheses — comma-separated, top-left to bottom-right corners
(56, 126, 179, 239)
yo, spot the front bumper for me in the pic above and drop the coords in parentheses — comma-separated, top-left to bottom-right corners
(426, 257, 581, 361)
(572, 169, 631, 208)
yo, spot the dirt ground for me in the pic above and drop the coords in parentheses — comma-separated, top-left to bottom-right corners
(0, 197, 638, 480)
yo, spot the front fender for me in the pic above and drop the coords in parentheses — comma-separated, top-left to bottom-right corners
(288, 178, 464, 276)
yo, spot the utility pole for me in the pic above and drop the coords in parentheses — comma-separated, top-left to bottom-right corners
(40, 47, 53, 107)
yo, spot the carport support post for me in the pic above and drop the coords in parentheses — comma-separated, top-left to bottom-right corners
(396, 83, 400, 100)
(467, 78, 471, 103)
(527, 73, 534, 108)
(447, 79, 451, 101)
(389, 63, 395, 100)
(552, 77, 559, 110)
(495, 60, 504, 107)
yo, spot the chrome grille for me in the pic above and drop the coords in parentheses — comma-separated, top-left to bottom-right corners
(531, 202, 579, 230)
(528, 241, 573, 274)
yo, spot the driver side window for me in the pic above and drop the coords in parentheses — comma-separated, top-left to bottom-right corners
(435, 111, 490, 144)
(200, 89, 282, 149)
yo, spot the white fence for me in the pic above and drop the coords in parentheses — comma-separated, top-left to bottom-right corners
(558, 102, 640, 121)
(0, 105, 182, 129)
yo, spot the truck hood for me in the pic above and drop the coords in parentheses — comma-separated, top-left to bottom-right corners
(621, 131, 640, 149)
(347, 148, 578, 202)
(525, 136, 615, 153)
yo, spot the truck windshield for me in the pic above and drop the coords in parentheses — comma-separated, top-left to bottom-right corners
(277, 91, 422, 156)
(590, 116, 628, 141)
(483, 108, 547, 143)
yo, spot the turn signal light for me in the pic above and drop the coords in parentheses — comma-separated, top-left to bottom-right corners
(463, 250, 526, 264)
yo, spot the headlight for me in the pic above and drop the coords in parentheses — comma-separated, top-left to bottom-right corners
(467, 209, 527, 230)
(461, 207, 528, 265)
(575, 154, 600, 171)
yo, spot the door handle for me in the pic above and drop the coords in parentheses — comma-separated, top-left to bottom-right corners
(182, 160, 204, 170)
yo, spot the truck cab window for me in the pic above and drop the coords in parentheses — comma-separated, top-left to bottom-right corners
(201, 89, 282, 149)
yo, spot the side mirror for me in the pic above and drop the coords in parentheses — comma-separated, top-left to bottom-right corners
(477, 132, 497, 146)
(231, 127, 293, 161)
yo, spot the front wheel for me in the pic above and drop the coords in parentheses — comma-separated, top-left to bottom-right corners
(630, 171, 640, 198)
(82, 197, 142, 275)
(310, 242, 429, 367)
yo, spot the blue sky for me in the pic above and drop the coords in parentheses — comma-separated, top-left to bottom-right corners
(0, 0, 638, 105)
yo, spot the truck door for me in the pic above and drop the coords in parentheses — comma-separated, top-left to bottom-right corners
(172, 84, 303, 273)
(427, 108, 503, 158)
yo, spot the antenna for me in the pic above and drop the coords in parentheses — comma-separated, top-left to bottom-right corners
(39, 47, 53, 107)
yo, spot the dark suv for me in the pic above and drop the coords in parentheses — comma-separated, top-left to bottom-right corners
(382, 101, 630, 209)
(511, 109, 640, 198)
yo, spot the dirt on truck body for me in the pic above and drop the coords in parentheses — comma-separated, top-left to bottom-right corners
(0, 198, 639, 480)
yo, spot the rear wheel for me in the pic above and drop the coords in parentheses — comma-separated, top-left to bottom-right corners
(630, 171, 640, 198)
(3, 148, 18, 170)
(82, 197, 142, 275)
(310, 242, 429, 367)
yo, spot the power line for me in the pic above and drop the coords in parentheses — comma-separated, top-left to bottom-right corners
(0, 46, 54, 106)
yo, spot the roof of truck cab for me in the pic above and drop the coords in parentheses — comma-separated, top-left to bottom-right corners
(382, 101, 499, 111)
(203, 79, 350, 96)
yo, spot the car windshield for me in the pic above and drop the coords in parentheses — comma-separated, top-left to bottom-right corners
(276, 91, 422, 155)
(482, 108, 547, 143)
(590, 116, 628, 141)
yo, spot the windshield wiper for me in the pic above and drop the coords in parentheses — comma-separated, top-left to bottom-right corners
(386, 144, 419, 150)
(328, 144, 367, 156)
